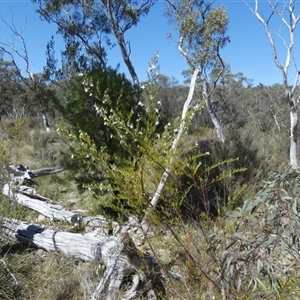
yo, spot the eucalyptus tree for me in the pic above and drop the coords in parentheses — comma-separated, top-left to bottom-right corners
(0, 56, 25, 119)
(166, 0, 230, 142)
(246, 0, 300, 168)
(0, 17, 55, 131)
(34, 0, 156, 87)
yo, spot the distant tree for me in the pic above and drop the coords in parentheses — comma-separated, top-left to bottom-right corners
(166, 0, 230, 142)
(249, 84, 288, 132)
(0, 17, 56, 130)
(212, 72, 253, 128)
(246, 0, 300, 168)
(35, 0, 156, 87)
(141, 74, 188, 123)
(0, 56, 25, 119)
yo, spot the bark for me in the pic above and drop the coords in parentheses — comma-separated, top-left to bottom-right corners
(2, 217, 117, 260)
(2, 182, 117, 233)
(1, 164, 165, 299)
(104, 0, 140, 87)
(290, 103, 298, 169)
(247, 0, 300, 168)
(177, 36, 225, 143)
(202, 80, 225, 143)
(42, 111, 51, 132)
(140, 68, 200, 236)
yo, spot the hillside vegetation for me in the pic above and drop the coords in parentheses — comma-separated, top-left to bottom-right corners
(1, 0, 300, 298)
(1, 77, 300, 299)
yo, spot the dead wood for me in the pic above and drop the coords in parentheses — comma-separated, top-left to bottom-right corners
(1, 164, 165, 299)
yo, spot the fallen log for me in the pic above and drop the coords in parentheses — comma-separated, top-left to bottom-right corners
(2, 182, 119, 234)
(3, 165, 120, 234)
(1, 218, 163, 299)
(1, 164, 165, 299)
(2, 217, 118, 260)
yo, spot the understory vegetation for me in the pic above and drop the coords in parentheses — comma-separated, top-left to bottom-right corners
(1, 73, 300, 299)
(1, 0, 300, 299)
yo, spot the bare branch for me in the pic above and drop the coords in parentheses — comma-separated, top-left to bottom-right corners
(178, 36, 194, 68)
(0, 15, 34, 82)
(246, 0, 300, 168)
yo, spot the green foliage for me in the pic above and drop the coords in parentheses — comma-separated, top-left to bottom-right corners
(63, 67, 139, 150)
(62, 69, 174, 218)
(0, 248, 33, 300)
(35, 0, 155, 74)
(59, 67, 147, 192)
(218, 167, 300, 296)
(166, 0, 229, 72)
(0, 58, 26, 119)
(61, 59, 245, 224)
(150, 167, 300, 299)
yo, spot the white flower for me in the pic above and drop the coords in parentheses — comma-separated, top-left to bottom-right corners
(157, 101, 161, 106)
(148, 64, 156, 72)
(84, 87, 89, 92)
(78, 72, 84, 77)
(137, 101, 144, 107)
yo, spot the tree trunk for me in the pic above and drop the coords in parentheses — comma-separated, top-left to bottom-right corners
(290, 105, 298, 169)
(202, 80, 225, 143)
(105, 0, 139, 88)
(140, 68, 200, 236)
(42, 111, 51, 132)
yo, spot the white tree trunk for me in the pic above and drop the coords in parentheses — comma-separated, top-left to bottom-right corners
(202, 80, 225, 143)
(290, 107, 298, 169)
(140, 68, 200, 235)
(205, 98, 225, 143)
(42, 111, 51, 132)
(248, 0, 300, 168)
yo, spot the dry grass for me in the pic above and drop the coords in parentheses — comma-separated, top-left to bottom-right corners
(1, 115, 300, 300)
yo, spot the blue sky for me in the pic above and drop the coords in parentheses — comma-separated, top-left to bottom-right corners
(0, 0, 299, 86)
